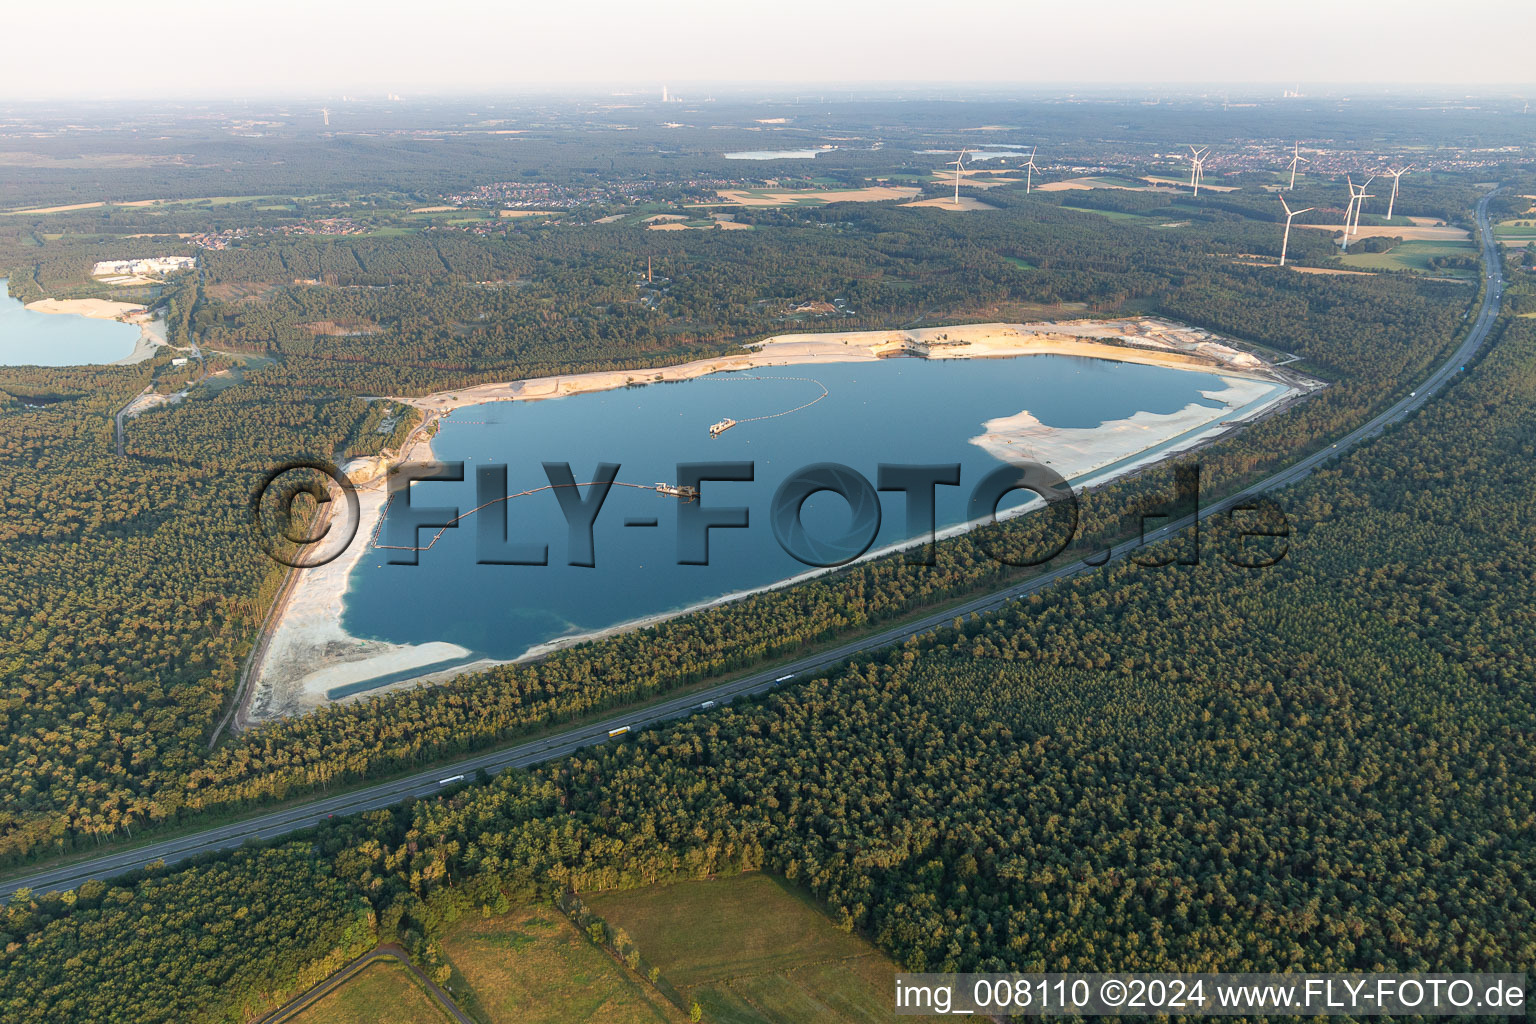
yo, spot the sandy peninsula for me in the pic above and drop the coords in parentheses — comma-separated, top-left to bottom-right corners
(249, 318, 1318, 723)
(25, 297, 168, 364)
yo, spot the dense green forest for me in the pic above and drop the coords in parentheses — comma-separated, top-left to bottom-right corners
(0, 99, 1532, 1020)
(3, 300, 1532, 1023)
(0, 172, 1478, 867)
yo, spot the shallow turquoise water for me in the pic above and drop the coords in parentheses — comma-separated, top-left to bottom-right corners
(342, 355, 1273, 667)
(0, 280, 142, 366)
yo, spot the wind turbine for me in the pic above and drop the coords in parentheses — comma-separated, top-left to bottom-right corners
(1021, 146, 1040, 194)
(1278, 195, 1313, 267)
(948, 149, 969, 207)
(1350, 175, 1375, 236)
(1188, 146, 1209, 197)
(1286, 141, 1308, 190)
(1342, 176, 1360, 251)
(1384, 165, 1412, 221)
(321, 108, 330, 127)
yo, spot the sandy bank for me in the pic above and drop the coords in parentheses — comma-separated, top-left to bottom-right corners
(25, 298, 168, 365)
(111, 313, 168, 365)
(399, 318, 1290, 416)
(246, 421, 486, 720)
(970, 378, 1278, 475)
(26, 297, 143, 320)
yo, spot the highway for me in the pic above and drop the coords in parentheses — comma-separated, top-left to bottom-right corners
(0, 192, 1504, 902)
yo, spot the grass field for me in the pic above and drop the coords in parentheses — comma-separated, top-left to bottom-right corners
(1059, 206, 1148, 223)
(1495, 219, 1536, 247)
(294, 960, 450, 1024)
(587, 873, 946, 1023)
(440, 906, 684, 1024)
(1338, 238, 1479, 275)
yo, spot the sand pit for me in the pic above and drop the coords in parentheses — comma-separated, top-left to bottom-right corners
(246, 481, 482, 720)
(398, 318, 1295, 417)
(715, 186, 921, 207)
(245, 424, 501, 721)
(247, 318, 1313, 718)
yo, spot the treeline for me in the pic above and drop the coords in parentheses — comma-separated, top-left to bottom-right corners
(4, 314, 1534, 1024)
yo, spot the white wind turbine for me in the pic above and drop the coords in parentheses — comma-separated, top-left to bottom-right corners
(948, 149, 969, 207)
(1188, 146, 1210, 197)
(1384, 165, 1412, 221)
(1021, 146, 1040, 194)
(1278, 195, 1313, 267)
(321, 108, 330, 127)
(1286, 141, 1308, 190)
(1350, 175, 1376, 236)
(1342, 176, 1360, 251)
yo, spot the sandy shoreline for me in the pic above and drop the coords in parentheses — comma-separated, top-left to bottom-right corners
(249, 318, 1318, 722)
(245, 421, 497, 720)
(397, 318, 1290, 415)
(25, 297, 168, 365)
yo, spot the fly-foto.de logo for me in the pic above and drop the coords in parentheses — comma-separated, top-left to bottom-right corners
(251, 458, 1288, 572)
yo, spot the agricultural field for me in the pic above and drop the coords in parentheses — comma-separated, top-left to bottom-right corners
(1038, 175, 1166, 192)
(900, 195, 995, 212)
(1058, 205, 1152, 223)
(1296, 222, 1472, 243)
(293, 961, 451, 1024)
(439, 906, 684, 1024)
(924, 171, 1021, 189)
(714, 186, 921, 207)
(1495, 218, 1536, 247)
(4, 194, 326, 215)
(1337, 237, 1480, 275)
(586, 874, 947, 1024)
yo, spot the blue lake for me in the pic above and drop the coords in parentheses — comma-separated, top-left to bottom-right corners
(0, 280, 142, 366)
(342, 356, 1273, 669)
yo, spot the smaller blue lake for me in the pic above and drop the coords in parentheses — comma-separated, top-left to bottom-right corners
(0, 280, 142, 366)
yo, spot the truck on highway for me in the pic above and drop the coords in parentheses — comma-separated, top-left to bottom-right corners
(608, 725, 630, 737)
(438, 774, 465, 785)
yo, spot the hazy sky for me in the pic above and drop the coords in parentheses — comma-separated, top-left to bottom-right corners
(8, 0, 1533, 99)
